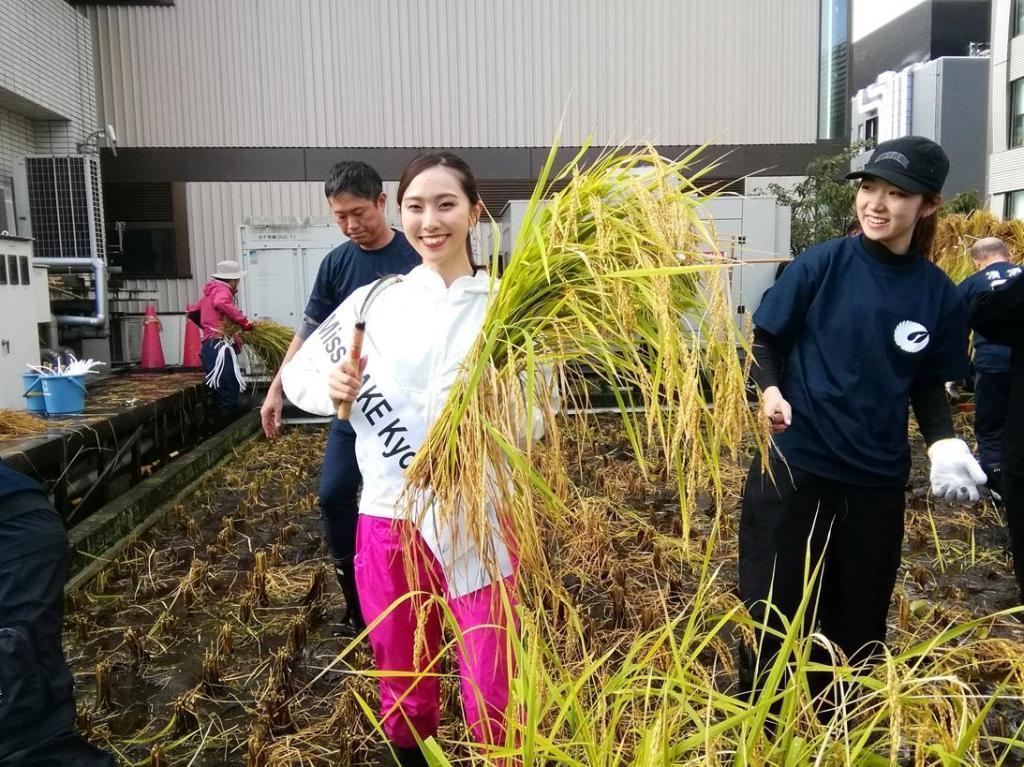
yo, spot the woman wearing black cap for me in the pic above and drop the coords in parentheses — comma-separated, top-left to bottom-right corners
(738, 136, 986, 698)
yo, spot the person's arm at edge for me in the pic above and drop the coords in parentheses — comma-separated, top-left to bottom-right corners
(750, 326, 791, 433)
(971, 271, 1024, 347)
(909, 379, 955, 447)
(259, 316, 320, 439)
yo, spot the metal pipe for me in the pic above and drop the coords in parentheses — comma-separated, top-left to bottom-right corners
(33, 257, 108, 329)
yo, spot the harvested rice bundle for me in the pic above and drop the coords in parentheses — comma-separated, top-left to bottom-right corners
(403, 143, 767, 583)
(933, 210, 1024, 282)
(219, 319, 293, 373)
(0, 408, 50, 438)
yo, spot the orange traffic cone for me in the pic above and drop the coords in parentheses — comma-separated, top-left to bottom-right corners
(140, 304, 166, 369)
(182, 314, 202, 368)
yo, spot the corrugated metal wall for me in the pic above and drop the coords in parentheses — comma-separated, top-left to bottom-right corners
(89, 0, 819, 149)
(989, 148, 1024, 195)
(119, 181, 323, 313)
(118, 180, 407, 314)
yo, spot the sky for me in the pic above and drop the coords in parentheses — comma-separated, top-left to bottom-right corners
(853, 0, 928, 41)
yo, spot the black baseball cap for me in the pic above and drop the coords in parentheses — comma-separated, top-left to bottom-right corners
(845, 136, 949, 194)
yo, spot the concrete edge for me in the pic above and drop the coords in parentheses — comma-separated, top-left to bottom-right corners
(66, 414, 260, 592)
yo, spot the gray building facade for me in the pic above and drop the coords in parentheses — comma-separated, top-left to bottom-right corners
(852, 56, 990, 198)
(852, 0, 991, 92)
(0, 0, 96, 235)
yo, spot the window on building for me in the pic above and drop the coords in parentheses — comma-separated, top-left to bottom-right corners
(103, 182, 191, 278)
(1012, 79, 1024, 149)
(818, 0, 850, 140)
(1017, 0, 1024, 37)
(864, 116, 879, 145)
(1007, 190, 1024, 220)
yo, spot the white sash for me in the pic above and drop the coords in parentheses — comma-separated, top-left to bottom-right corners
(349, 359, 513, 598)
(205, 338, 246, 392)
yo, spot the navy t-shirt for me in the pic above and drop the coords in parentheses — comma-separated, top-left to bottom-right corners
(0, 460, 52, 560)
(959, 262, 1021, 374)
(753, 235, 968, 486)
(0, 459, 43, 502)
(303, 230, 420, 327)
(302, 229, 419, 432)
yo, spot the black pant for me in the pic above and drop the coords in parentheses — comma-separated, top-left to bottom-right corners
(738, 456, 905, 680)
(974, 370, 1012, 475)
(0, 490, 114, 766)
(1000, 470, 1024, 603)
(318, 418, 362, 567)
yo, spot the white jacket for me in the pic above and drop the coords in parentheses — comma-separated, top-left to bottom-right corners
(281, 265, 513, 596)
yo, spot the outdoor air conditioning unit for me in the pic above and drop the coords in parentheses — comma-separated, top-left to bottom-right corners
(22, 155, 106, 260)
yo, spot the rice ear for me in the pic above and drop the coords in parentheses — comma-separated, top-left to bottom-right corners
(400, 143, 769, 588)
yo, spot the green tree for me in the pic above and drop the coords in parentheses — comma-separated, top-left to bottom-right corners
(767, 142, 868, 256)
(941, 189, 983, 216)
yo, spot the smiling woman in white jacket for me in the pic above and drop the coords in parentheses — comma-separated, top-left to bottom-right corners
(282, 153, 515, 766)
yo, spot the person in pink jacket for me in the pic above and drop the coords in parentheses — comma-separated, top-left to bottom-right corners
(192, 260, 253, 419)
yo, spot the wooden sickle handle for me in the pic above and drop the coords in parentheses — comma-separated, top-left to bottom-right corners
(336, 322, 365, 421)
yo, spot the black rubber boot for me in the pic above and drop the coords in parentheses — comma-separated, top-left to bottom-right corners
(988, 467, 1005, 510)
(390, 745, 428, 767)
(735, 639, 757, 698)
(333, 555, 365, 632)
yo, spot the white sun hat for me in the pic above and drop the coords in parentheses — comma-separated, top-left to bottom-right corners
(211, 260, 245, 280)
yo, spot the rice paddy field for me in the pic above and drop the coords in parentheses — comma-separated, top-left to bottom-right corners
(63, 412, 1024, 766)
(60, 148, 1024, 766)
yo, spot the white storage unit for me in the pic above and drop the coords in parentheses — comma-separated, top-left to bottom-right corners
(115, 221, 345, 369)
(238, 220, 345, 328)
(698, 196, 792, 327)
(0, 236, 43, 410)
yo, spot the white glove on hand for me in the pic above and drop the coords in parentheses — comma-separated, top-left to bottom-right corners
(927, 438, 987, 503)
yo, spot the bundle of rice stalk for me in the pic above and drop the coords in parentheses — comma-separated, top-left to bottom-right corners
(0, 408, 50, 439)
(403, 142, 768, 585)
(934, 210, 1024, 283)
(219, 319, 293, 373)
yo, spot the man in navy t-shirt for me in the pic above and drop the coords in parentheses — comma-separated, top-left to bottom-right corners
(0, 461, 114, 765)
(972, 249, 1024, 603)
(959, 237, 1022, 496)
(259, 161, 420, 630)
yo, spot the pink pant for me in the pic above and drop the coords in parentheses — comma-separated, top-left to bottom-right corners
(354, 515, 518, 749)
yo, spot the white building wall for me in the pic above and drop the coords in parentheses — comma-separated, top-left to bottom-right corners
(852, 69, 913, 142)
(989, 0, 1023, 214)
(89, 0, 820, 149)
(0, 0, 96, 153)
(0, 108, 35, 189)
(0, 0, 97, 234)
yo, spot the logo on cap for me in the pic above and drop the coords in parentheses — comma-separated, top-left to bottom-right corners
(872, 151, 913, 168)
(874, 151, 911, 168)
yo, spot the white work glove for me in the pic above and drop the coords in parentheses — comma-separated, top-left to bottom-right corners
(927, 438, 987, 503)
